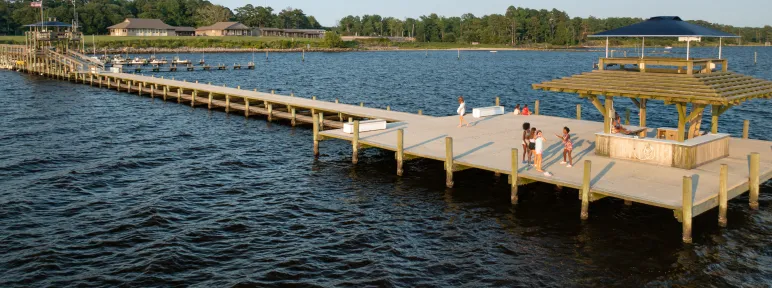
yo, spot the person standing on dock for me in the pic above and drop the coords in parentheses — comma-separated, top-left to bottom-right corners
(556, 127, 573, 168)
(513, 104, 521, 115)
(457, 96, 469, 127)
(534, 130, 552, 176)
(522, 122, 531, 164)
(528, 127, 537, 167)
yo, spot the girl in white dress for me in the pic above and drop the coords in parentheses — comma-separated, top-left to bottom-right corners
(457, 96, 469, 127)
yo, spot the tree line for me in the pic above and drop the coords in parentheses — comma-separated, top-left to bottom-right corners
(0, 0, 322, 35)
(336, 6, 772, 45)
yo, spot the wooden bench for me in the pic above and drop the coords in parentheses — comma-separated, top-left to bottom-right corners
(472, 106, 505, 118)
(343, 119, 387, 134)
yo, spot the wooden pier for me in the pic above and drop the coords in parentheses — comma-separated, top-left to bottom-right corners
(1, 41, 770, 243)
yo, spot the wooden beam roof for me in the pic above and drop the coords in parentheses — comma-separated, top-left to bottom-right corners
(532, 70, 772, 105)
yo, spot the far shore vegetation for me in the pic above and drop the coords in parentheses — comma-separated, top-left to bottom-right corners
(0, 1, 769, 51)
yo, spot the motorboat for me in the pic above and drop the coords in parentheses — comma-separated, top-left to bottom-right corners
(150, 58, 168, 65)
(172, 56, 191, 65)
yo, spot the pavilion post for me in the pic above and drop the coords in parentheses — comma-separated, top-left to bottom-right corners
(719, 38, 723, 59)
(686, 40, 691, 60)
(604, 96, 613, 134)
(639, 99, 647, 127)
(605, 37, 609, 58)
(676, 103, 687, 142)
(641, 37, 645, 59)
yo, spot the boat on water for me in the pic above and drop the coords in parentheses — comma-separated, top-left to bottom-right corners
(664, 46, 673, 50)
(490, 51, 498, 53)
(130, 57, 148, 66)
(111, 55, 128, 65)
(173, 56, 191, 65)
(150, 58, 168, 65)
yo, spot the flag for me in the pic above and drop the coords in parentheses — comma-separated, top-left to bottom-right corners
(30, 1, 42, 8)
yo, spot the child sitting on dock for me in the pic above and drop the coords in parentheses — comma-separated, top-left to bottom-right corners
(513, 104, 521, 115)
(535, 130, 552, 176)
(556, 127, 573, 168)
(522, 104, 531, 115)
(457, 96, 469, 127)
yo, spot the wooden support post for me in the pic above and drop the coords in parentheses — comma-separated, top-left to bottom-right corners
(312, 113, 320, 157)
(150, 85, 155, 98)
(396, 129, 404, 176)
(581, 160, 591, 220)
(676, 103, 686, 142)
(352, 121, 360, 164)
(718, 164, 728, 227)
(318, 112, 323, 130)
(225, 95, 230, 113)
(312, 96, 317, 100)
(89, 74, 93, 86)
(445, 137, 454, 188)
(750, 152, 760, 210)
(163, 86, 168, 101)
(511, 148, 519, 204)
(576, 104, 581, 120)
(127, 81, 132, 93)
(603, 96, 613, 134)
(107, 77, 111, 89)
(244, 98, 250, 117)
(191, 91, 196, 106)
(743, 120, 750, 139)
(535, 100, 540, 115)
(386, 106, 390, 111)
(267, 103, 273, 121)
(682, 175, 694, 244)
(711, 105, 720, 134)
(177, 87, 181, 103)
(418, 109, 423, 115)
(360, 102, 364, 107)
(137, 82, 142, 96)
(495, 96, 500, 106)
(208, 93, 213, 109)
(290, 107, 296, 126)
(625, 108, 630, 125)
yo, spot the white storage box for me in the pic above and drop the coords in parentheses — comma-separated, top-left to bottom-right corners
(472, 106, 505, 118)
(343, 119, 387, 134)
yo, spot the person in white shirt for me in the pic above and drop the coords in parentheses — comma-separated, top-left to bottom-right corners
(457, 96, 469, 127)
(513, 104, 521, 115)
(535, 130, 552, 176)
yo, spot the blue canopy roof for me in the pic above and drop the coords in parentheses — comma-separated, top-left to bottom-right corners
(24, 21, 72, 27)
(590, 16, 738, 38)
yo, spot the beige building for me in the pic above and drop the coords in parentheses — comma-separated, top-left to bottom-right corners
(108, 18, 176, 36)
(195, 22, 251, 36)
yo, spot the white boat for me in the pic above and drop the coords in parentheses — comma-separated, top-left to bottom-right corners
(664, 46, 673, 50)
(172, 57, 191, 65)
(150, 58, 168, 65)
(111, 55, 127, 65)
(130, 57, 147, 65)
(490, 51, 498, 53)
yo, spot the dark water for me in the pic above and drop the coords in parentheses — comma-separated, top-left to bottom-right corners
(1, 47, 770, 287)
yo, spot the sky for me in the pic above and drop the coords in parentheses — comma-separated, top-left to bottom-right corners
(215, 0, 770, 28)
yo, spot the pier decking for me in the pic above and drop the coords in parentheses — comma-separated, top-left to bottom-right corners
(320, 114, 772, 218)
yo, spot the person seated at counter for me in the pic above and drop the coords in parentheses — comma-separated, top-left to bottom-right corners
(612, 111, 630, 134)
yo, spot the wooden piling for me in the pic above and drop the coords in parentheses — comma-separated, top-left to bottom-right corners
(313, 113, 320, 157)
(576, 104, 581, 120)
(396, 129, 404, 176)
(511, 148, 519, 204)
(267, 103, 273, 121)
(208, 93, 213, 109)
(718, 164, 728, 227)
(225, 95, 230, 113)
(163, 86, 168, 101)
(495, 96, 500, 106)
(445, 137, 454, 188)
(581, 160, 591, 220)
(750, 152, 760, 210)
(191, 91, 196, 107)
(150, 85, 154, 98)
(418, 109, 423, 115)
(743, 120, 750, 139)
(387, 106, 391, 111)
(682, 175, 694, 244)
(177, 87, 181, 103)
(360, 102, 364, 107)
(535, 100, 540, 115)
(352, 121, 360, 164)
(244, 98, 249, 117)
(318, 112, 323, 129)
(290, 107, 296, 126)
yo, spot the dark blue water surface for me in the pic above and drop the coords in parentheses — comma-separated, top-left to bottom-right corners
(1, 47, 770, 287)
